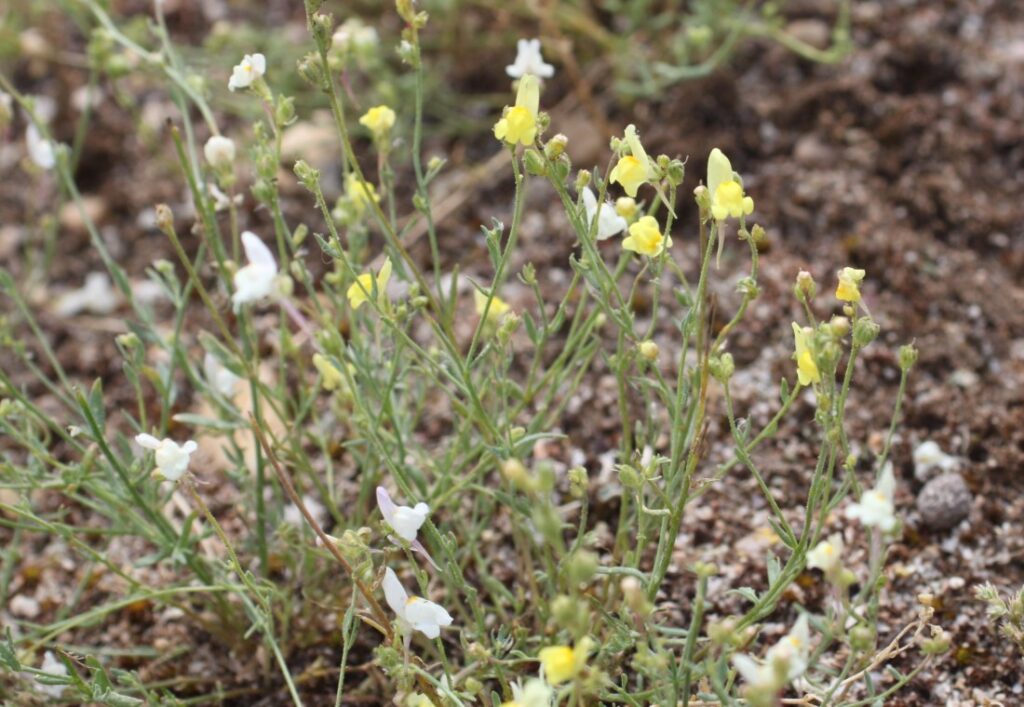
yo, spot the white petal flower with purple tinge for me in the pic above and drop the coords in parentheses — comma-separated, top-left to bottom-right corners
(732, 614, 812, 698)
(135, 434, 197, 481)
(582, 187, 628, 240)
(506, 38, 555, 79)
(845, 462, 898, 532)
(228, 53, 266, 91)
(376, 486, 429, 542)
(232, 231, 278, 310)
(382, 567, 452, 639)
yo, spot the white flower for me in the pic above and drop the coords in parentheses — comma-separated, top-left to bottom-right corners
(232, 231, 278, 310)
(34, 651, 68, 698)
(509, 678, 555, 707)
(733, 615, 812, 696)
(582, 187, 628, 240)
(54, 272, 119, 316)
(506, 38, 555, 79)
(845, 462, 898, 532)
(382, 567, 452, 639)
(376, 486, 429, 542)
(806, 533, 844, 576)
(913, 440, 958, 479)
(26, 122, 55, 169)
(135, 434, 197, 481)
(203, 135, 236, 169)
(203, 352, 240, 398)
(228, 53, 266, 91)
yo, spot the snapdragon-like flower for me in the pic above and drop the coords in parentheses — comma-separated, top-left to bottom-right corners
(732, 615, 811, 702)
(913, 440, 958, 477)
(538, 638, 592, 685)
(347, 257, 392, 310)
(505, 38, 555, 79)
(582, 187, 627, 240)
(502, 678, 554, 707)
(26, 122, 56, 169)
(313, 353, 345, 391)
(203, 135, 236, 169)
(359, 105, 396, 138)
(345, 172, 381, 216)
(835, 266, 866, 303)
(135, 434, 197, 481)
(707, 148, 754, 221)
(204, 352, 240, 398)
(609, 124, 653, 198)
(792, 323, 821, 386)
(622, 215, 671, 257)
(232, 231, 278, 310)
(474, 289, 512, 324)
(228, 53, 266, 91)
(376, 486, 429, 542)
(806, 533, 844, 576)
(846, 462, 898, 532)
(494, 74, 540, 147)
(382, 567, 452, 639)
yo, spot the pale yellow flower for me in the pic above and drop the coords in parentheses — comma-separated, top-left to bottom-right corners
(792, 322, 821, 386)
(494, 75, 540, 146)
(359, 105, 396, 137)
(345, 172, 380, 215)
(313, 353, 345, 391)
(622, 216, 671, 257)
(707, 148, 754, 221)
(474, 289, 511, 323)
(610, 124, 652, 197)
(347, 257, 392, 310)
(835, 267, 866, 303)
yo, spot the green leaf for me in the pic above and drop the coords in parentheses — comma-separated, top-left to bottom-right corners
(729, 586, 759, 604)
(87, 378, 106, 432)
(0, 628, 20, 671)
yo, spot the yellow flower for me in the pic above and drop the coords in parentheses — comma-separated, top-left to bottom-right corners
(835, 267, 866, 303)
(538, 639, 591, 685)
(610, 124, 652, 197)
(474, 289, 511, 323)
(622, 216, 671, 257)
(615, 196, 638, 220)
(707, 147, 754, 221)
(312, 353, 345, 391)
(494, 75, 540, 146)
(359, 105, 396, 137)
(345, 172, 380, 215)
(792, 322, 821, 386)
(347, 257, 392, 310)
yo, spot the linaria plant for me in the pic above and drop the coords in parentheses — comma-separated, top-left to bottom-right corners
(0, 1, 946, 705)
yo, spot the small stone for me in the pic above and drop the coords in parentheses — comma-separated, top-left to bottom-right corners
(10, 594, 41, 618)
(917, 473, 971, 531)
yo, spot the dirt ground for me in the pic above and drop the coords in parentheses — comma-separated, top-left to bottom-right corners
(2, 0, 1023, 704)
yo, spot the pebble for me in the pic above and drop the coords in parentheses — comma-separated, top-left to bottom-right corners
(917, 473, 972, 530)
(9, 594, 41, 618)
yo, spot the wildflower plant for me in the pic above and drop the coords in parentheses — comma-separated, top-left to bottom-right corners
(0, 2, 943, 706)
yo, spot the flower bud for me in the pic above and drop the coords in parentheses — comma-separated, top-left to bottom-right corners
(523, 148, 547, 176)
(154, 204, 174, 234)
(293, 159, 321, 191)
(615, 197, 637, 220)
(795, 270, 816, 302)
(898, 343, 918, 371)
(638, 340, 659, 362)
(568, 466, 588, 498)
(709, 353, 735, 382)
(574, 169, 591, 191)
(829, 316, 850, 338)
(850, 625, 875, 651)
(567, 550, 599, 585)
(852, 318, 880, 347)
(545, 133, 568, 159)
